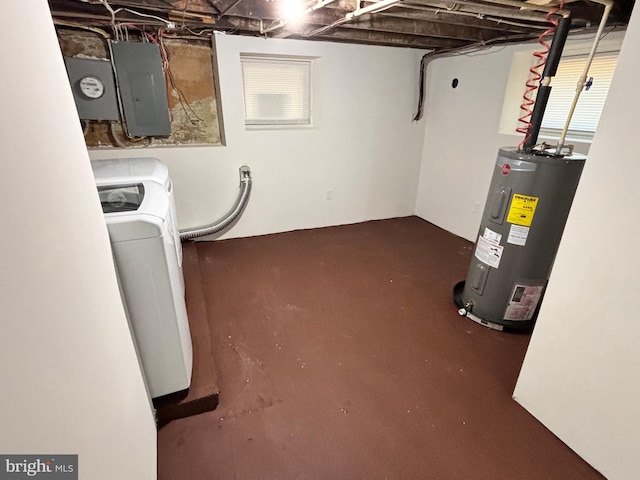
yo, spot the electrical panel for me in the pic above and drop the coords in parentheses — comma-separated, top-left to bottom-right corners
(110, 41, 171, 137)
(64, 57, 119, 121)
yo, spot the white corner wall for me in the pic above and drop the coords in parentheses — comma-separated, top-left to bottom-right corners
(0, 2, 156, 478)
(413, 33, 622, 241)
(513, 8, 640, 480)
(90, 35, 426, 239)
(414, 45, 515, 241)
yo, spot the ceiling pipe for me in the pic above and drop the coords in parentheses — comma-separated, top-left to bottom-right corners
(406, 0, 557, 23)
(346, 0, 405, 19)
(475, 0, 571, 17)
(394, 3, 551, 30)
(556, 0, 613, 152)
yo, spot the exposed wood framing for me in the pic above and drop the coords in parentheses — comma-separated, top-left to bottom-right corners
(48, 0, 632, 50)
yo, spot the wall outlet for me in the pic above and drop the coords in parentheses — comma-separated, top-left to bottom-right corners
(324, 189, 333, 201)
(473, 200, 481, 213)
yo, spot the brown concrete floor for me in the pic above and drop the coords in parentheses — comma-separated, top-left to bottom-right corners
(158, 216, 604, 480)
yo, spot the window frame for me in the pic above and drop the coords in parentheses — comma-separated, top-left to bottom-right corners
(497, 33, 623, 144)
(538, 51, 619, 142)
(240, 54, 314, 130)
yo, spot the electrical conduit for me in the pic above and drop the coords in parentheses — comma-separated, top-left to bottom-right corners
(179, 166, 252, 240)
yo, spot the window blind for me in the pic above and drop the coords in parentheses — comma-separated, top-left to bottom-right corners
(541, 53, 618, 135)
(241, 56, 311, 126)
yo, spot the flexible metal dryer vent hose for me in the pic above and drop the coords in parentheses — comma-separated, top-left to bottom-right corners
(179, 166, 252, 241)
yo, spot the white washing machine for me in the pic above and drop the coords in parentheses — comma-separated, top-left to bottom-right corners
(93, 160, 192, 399)
(92, 157, 183, 291)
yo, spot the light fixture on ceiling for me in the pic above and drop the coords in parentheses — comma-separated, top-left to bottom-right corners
(261, 0, 337, 34)
(278, 0, 308, 23)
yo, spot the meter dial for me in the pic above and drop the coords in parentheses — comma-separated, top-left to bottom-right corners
(79, 76, 105, 99)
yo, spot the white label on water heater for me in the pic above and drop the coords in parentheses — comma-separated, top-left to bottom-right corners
(483, 227, 502, 245)
(475, 234, 503, 269)
(507, 224, 529, 246)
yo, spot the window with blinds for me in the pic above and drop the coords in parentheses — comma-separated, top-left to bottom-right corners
(241, 56, 312, 126)
(540, 53, 618, 141)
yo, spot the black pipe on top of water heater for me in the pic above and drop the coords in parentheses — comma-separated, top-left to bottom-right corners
(522, 15, 572, 152)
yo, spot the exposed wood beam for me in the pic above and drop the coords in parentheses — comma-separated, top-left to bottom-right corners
(47, 0, 616, 51)
(311, 5, 538, 34)
(179, 0, 272, 18)
(380, 5, 547, 30)
(217, 0, 245, 19)
(206, 15, 263, 30)
(190, 11, 487, 47)
(170, 0, 222, 15)
(273, 5, 524, 39)
(404, 0, 553, 22)
(306, 28, 468, 48)
(300, 11, 502, 40)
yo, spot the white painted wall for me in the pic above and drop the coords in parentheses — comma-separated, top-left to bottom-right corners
(0, 2, 156, 478)
(90, 35, 426, 239)
(513, 8, 640, 480)
(414, 32, 623, 241)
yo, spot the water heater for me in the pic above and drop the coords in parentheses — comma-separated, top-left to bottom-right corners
(454, 147, 585, 331)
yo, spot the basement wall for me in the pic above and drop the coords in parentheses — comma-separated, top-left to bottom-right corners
(513, 6, 640, 479)
(90, 35, 426, 240)
(412, 16, 638, 478)
(0, 1, 156, 477)
(414, 30, 625, 242)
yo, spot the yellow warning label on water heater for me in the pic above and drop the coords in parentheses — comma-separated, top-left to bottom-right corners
(507, 194, 539, 227)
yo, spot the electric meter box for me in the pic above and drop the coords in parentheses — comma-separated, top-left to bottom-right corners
(64, 57, 120, 121)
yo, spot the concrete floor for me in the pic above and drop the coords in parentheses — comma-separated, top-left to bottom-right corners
(158, 216, 604, 480)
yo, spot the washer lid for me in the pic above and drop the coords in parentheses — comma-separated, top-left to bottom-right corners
(103, 181, 170, 242)
(91, 157, 169, 189)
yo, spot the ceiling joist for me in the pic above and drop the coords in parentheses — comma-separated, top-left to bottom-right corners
(48, 0, 633, 50)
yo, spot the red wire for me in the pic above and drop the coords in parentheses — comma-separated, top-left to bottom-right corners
(516, 2, 565, 150)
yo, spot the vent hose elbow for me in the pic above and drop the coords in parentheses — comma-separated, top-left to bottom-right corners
(179, 166, 252, 241)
